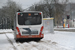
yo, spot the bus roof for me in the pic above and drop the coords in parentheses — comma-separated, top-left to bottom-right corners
(17, 11, 42, 13)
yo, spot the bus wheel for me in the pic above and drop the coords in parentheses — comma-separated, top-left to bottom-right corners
(37, 39, 41, 42)
(16, 40, 18, 42)
(15, 39, 19, 42)
(35, 39, 41, 42)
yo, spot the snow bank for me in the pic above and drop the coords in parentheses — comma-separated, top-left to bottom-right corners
(54, 26, 75, 30)
(0, 29, 13, 33)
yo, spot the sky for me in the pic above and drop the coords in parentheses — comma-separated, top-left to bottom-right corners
(0, 0, 75, 9)
(0, 0, 40, 9)
(12, 0, 40, 9)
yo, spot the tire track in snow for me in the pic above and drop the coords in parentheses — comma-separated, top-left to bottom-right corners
(40, 40, 69, 50)
(17, 42, 38, 50)
(5, 33, 26, 50)
(5, 33, 57, 50)
(5, 33, 68, 50)
(15, 40, 57, 50)
(29, 41, 52, 50)
(14, 42, 26, 50)
(5, 34, 17, 50)
(39, 40, 70, 50)
(29, 40, 68, 50)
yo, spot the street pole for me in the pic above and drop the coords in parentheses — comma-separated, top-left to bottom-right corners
(2, 18, 3, 29)
(63, 18, 64, 28)
(68, 19, 69, 28)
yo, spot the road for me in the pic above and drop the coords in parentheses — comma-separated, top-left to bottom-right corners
(0, 31, 75, 50)
(0, 33, 14, 50)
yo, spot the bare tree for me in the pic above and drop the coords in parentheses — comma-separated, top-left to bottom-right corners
(0, 0, 22, 28)
(28, 0, 68, 25)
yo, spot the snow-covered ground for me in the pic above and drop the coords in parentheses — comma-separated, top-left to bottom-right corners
(44, 31, 75, 50)
(6, 33, 69, 50)
(0, 34, 14, 50)
(0, 29, 75, 50)
(0, 29, 13, 33)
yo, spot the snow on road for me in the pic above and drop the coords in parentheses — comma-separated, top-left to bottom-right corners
(44, 31, 75, 50)
(0, 29, 13, 33)
(0, 34, 14, 50)
(0, 29, 75, 50)
(6, 33, 69, 50)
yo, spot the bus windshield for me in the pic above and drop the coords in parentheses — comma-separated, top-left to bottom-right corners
(18, 13, 42, 25)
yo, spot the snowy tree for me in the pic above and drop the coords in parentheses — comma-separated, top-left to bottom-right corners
(28, 0, 68, 25)
(0, 0, 22, 29)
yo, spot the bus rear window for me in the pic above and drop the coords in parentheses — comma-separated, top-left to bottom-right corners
(18, 13, 42, 25)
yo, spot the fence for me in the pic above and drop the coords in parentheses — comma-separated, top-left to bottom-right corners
(0, 17, 11, 29)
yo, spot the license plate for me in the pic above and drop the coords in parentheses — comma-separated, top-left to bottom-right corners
(29, 36, 32, 37)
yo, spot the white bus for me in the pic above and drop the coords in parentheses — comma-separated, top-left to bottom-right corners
(13, 11, 44, 42)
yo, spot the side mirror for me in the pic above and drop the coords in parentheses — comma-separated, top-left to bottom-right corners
(12, 26, 14, 30)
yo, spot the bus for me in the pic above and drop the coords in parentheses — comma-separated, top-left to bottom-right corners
(13, 11, 44, 42)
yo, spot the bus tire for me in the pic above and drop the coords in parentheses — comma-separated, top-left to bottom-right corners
(35, 38, 41, 42)
(37, 39, 41, 41)
(15, 39, 19, 42)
